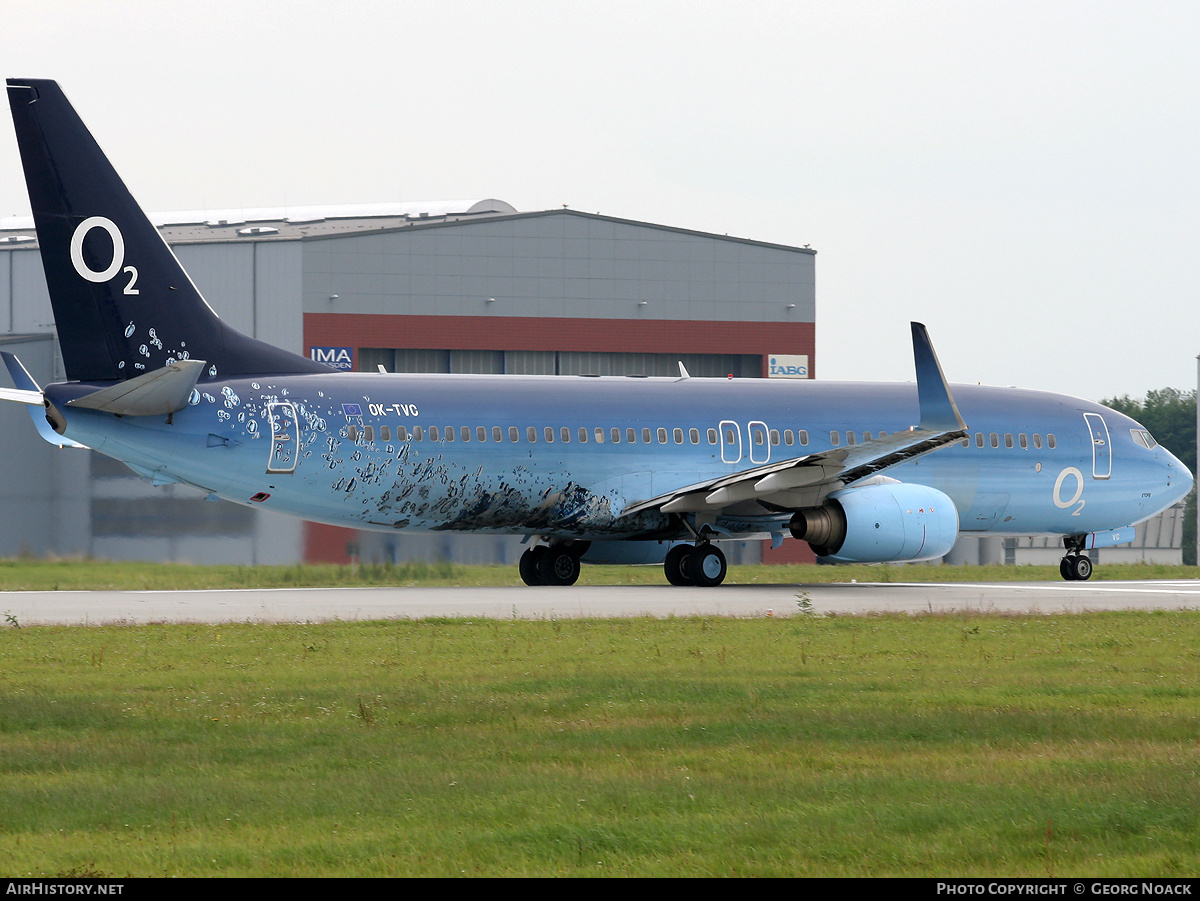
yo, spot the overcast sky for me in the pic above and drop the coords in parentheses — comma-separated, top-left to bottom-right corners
(1, 0, 1197, 403)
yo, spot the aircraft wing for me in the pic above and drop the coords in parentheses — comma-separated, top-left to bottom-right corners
(619, 323, 968, 519)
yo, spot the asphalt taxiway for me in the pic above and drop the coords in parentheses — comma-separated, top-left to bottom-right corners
(2, 580, 1199, 625)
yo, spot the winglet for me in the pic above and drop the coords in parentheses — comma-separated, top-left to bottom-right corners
(911, 322, 967, 433)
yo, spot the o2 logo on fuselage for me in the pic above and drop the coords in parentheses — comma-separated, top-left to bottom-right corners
(69, 217, 139, 294)
(1053, 466, 1085, 516)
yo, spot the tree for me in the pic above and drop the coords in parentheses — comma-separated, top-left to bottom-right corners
(1102, 388, 1196, 564)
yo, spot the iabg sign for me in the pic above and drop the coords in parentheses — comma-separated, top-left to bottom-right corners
(768, 354, 809, 379)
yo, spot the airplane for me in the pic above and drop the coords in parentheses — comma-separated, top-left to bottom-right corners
(0, 78, 1192, 587)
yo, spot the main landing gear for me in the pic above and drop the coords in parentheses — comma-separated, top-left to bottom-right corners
(1059, 535, 1093, 581)
(663, 542, 728, 587)
(517, 540, 729, 587)
(519, 544, 583, 586)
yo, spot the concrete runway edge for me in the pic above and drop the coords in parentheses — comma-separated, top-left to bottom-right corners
(3, 580, 1200, 625)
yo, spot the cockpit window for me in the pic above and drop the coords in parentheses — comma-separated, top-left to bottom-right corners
(1131, 429, 1158, 449)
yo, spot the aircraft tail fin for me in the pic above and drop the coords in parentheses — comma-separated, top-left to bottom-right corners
(5, 79, 326, 383)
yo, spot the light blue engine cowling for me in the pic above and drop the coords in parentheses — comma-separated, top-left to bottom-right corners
(790, 482, 960, 563)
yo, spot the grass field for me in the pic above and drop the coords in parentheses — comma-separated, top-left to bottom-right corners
(0, 557, 1198, 591)
(1, 610, 1197, 877)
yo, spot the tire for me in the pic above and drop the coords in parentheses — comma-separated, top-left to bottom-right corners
(519, 547, 546, 586)
(664, 545, 694, 586)
(536, 545, 581, 586)
(1069, 554, 1093, 581)
(689, 545, 727, 587)
(1059, 557, 1074, 581)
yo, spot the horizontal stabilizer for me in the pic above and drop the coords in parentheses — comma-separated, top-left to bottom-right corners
(0, 351, 88, 448)
(0, 384, 43, 406)
(67, 359, 207, 416)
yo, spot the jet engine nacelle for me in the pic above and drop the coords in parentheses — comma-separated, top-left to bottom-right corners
(788, 482, 959, 563)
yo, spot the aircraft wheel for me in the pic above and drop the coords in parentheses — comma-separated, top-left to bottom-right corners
(1059, 557, 1074, 581)
(537, 545, 581, 586)
(664, 545, 694, 586)
(519, 547, 546, 586)
(688, 544, 727, 587)
(1068, 554, 1092, 581)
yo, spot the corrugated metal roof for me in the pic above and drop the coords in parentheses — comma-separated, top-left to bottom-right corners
(0, 199, 516, 233)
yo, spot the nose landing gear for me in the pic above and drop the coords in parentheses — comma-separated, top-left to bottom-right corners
(1060, 553, 1093, 581)
(1059, 535, 1093, 581)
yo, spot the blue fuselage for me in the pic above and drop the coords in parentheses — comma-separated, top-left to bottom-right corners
(45, 372, 1193, 549)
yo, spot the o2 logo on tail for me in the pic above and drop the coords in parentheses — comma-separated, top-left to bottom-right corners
(69, 217, 139, 294)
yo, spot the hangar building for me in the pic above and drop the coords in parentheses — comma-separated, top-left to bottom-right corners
(0, 201, 817, 565)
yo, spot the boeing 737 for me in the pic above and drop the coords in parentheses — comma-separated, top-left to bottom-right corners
(1, 79, 1192, 586)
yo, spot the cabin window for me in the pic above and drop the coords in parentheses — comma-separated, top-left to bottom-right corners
(863, 431, 872, 441)
(461, 426, 470, 442)
(477, 426, 487, 442)
(990, 433, 999, 448)
(783, 430, 794, 446)
(526, 427, 537, 442)
(492, 426, 502, 442)
(960, 437, 969, 447)
(347, 425, 359, 441)
(595, 427, 605, 443)
(846, 432, 856, 446)
(1033, 433, 1042, 449)
(560, 427, 571, 443)
(1047, 434, 1057, 448)
(770, 429, 780, 445)
(627, 428, 637, 443)
(397, 425, 408, 441)
(975, 433, 984, 447)
(364, 426, 375, 442)
(798, 430, 809, 446)
(413, 426, 424, 441)
(578, 427, 588, 443)
(707, 428, 718, 445)
(689, 428, 700, 445)
(428, 426, 440, 441)
(611, 427, 622, 443)
(642, 428, 652, 443)
(754, 430, 765, 446)
(673, 428, 684, 444)
(508, 426, 518, 442)
(725, 427, 737, 444)
(544, 427, 554, 443)
(657, 428, 668, 444)
(1019, 433, 1028, 449)
(830, 431, 840, 447)
(380, 426, 390, 441)
(1004, 433, 1013, 448)
(444, 427, 454, 442)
